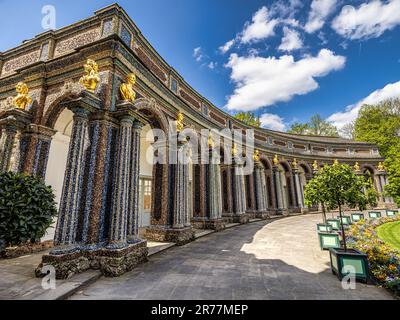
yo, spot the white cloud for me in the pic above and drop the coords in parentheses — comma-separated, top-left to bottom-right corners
(219, 39, 235, 54)
(278, 27, 303, 52)
(241, 6, 279, 43)
(332, 0, 400, 40)
(193, 47, 203, 62)
(260, 113, 286, 131)
(208, 61, 217, 70)
(305, 0, 337, 33)
(328, 80, 400, 128)
(225, 49, 346, 111)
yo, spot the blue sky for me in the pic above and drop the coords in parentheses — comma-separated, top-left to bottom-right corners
(1, 0, 400, 133)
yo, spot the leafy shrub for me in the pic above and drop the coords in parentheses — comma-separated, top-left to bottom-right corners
(0, 172, 57, 250)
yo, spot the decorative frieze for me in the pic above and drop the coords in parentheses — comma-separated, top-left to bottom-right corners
(54, 28, 101, 57)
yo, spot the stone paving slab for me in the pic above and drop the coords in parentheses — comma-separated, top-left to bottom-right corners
(70, 214, 395, 300)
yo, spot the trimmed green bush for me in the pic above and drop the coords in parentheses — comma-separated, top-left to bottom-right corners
(0, 172, 57, 250)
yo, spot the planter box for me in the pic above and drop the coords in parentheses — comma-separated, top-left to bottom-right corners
(318, 232, 340, 250)
(337, 215, 352, 225)
(368, 211, 382, 219)
(351, 213, 364, 222)
(317, 224, 333, 232)
(329, 248, 369, 283)
(386, 210, 399, 217)
(326, 219, 340, 231)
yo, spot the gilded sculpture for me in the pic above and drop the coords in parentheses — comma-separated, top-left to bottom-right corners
(176, 112, 184, 132)
(13, 82, 33, 110)
(377, 162, 385, 171)
(253, 149, 260, 162)
(312, 160, 318, 171)
(231, 143, 238, 156)
(292, 158, 298, 169)
(79, 59, 100, 93)
(120, 73, 136, 102)
(208, 132, 214, 148)
(354, 162, 360, 172)
(273, 154, 279, 166)
(333, 159, 339, 165)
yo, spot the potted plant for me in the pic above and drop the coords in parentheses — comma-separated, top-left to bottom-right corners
(351, 212, 364, 221)
(304, 173, 337, 242)
(305, 162, 377, 282)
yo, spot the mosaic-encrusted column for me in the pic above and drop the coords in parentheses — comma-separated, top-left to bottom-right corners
(0, 123, 18, 173)
(230, 159, 248, 223)
(254, 161, 267, 217)
(173, 140, 190, 228)
(293, 169, 304, 209)
(0, 110, 31, 173)
(376, 171, 393, 205)
(273, 165, 284, 214)
(127, 120, 143, 243)
(54, 107, 91, 247)
(21, 124, 56, 178)
(109, 115, 135, 246)
(207, 149, 225, 230)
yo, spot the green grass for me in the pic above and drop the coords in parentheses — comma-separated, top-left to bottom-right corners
(377, 221, 400, 251)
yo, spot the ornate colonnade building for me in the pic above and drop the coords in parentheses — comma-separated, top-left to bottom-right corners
(0, 4, 394, 278)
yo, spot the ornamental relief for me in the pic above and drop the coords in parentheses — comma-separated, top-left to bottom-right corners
(2, 50, 40, 76)
(54, 27, 101, 57)
(43, 80, 85, 115)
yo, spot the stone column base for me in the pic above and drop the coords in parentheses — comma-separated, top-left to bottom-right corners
(255, 212, 270, 219)
(35, 240, 148, 279)
(222, 213, 249, 224)
(144, 226, 195, 246)
(191, 218, 226, 231)
(245, 211, 257, 219)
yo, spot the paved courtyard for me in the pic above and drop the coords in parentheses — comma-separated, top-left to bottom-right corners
(70, 214, 394, 300)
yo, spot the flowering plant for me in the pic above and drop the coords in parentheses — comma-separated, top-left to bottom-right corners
(346, 216, 400, 295)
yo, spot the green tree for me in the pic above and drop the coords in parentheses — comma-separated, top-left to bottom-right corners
(340, 121, 355, 140)
(304, 163, 377, 251)
(287, 122, 309, 135)
(288, 114, 339, 137)
(354, 98, 400, 205)
(304, 174, 328, 223)
(234, 112, 261, 127)
(308, 114, 339, 136)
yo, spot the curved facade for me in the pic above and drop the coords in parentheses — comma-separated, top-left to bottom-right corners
(0, 4, 394, 278)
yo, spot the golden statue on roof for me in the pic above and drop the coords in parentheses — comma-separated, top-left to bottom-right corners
(13, 82, 33, 110)
(253, 149, 260, 162)
(273, 154, 279, 166)
(79, 59, 100, 93)
(312, 160, 318, 171)
(208, 132, 214, 148)
(176, 112, 184, 132)
(354, 162, 360, 172)
(120, 73, 136, 102)
(292, 158, 298, 169)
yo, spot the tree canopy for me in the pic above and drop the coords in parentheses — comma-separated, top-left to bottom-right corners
(288, 114, 339, 137)
(304, 162, 377, 250)
(354, 98, 400, 205)
(234, 112, 261, 128)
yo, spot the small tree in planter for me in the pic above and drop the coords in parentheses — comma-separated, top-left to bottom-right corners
(304, 174, 329, 223)
(312, 162, 377, 281)
(0, 172, 57, 253)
